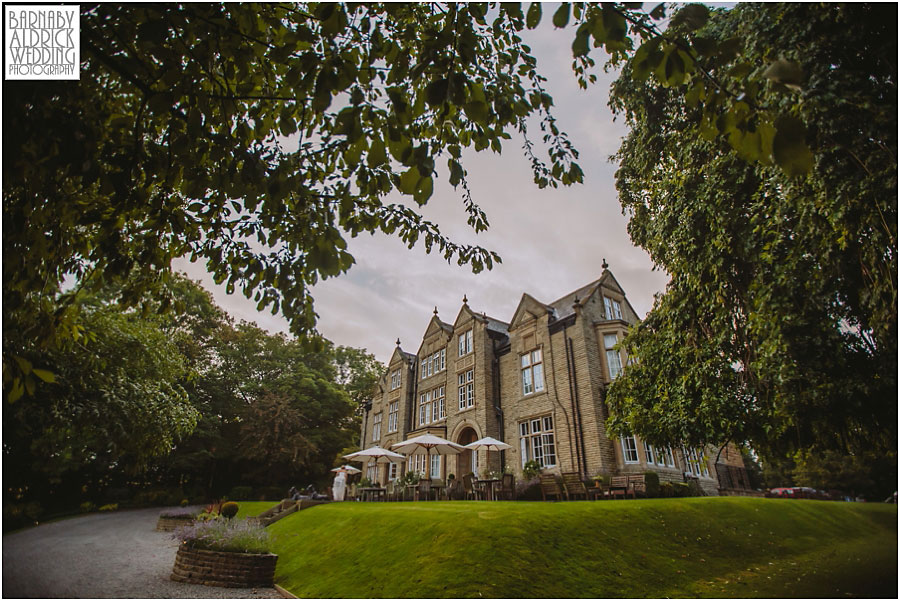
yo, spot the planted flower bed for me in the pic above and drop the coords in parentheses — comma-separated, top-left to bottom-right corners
(156, 507, 201, 532)
(171, 517, 277, 588)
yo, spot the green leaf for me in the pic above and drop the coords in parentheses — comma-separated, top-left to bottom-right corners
(572, 26, 590, 57)
(367, 138, 387, 168)
(762, 59, 805, 91)
(14, 356, 32, 375)
(425, 79, 449, 107)
(8, 378, 24, 403)
(552, 3, 570, 28)
(672, 4, 709, 31)
(398, 168, 419, 195)
(772, 115, 813, 177)
(463, 100, 490, 126)
(526, 3, 542, 29)
(32, 368, 56, 383)
(413, 175, 434, 205)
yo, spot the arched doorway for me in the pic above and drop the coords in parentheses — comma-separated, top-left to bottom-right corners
(456, 427, 479, 477)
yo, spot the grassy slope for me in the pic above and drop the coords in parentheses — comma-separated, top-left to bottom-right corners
(234, 501, 278, 520)
(265, 497, 896, 598)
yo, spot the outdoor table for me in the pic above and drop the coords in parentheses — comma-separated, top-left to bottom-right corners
(477, 478, 501, 501)
(588, 486, 609, 501)
(360, 487, 386, 502)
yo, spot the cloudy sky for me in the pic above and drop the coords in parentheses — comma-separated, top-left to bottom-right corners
(176, 19, 670, 365)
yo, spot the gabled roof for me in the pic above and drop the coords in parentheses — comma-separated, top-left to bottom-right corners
(549, 275, 605, 321)
(388, 345, 415, 366)
(451, 301, 510, 338)
(509, 292, 554, 331)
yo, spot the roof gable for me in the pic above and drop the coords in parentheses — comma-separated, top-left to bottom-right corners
(452, 303, 478, 329)
(509, 293, 553, 331)
(388, 345, 414, 367)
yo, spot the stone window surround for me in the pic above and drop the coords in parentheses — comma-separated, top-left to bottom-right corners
(458, 329, 473, 357)
(518, 414, 557, 468)
(389, 368, 402, 390)
(620, 435, 639, 464)
(520, 347, 545, 396)
(457, 368, 474, 411)
(600, 329, 625, 381)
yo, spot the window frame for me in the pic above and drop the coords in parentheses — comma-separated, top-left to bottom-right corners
(520, 348, 545, 396)
(519, 415, 557, 468)
(643, 441, 656, 465)
(621, 435, 639, 464)
(390, 369, 401, 390)
(604, 333, 623, 380)
(372, 412, 383, 441)
(457, 369, 474, 410)
(387, 401, 399, 433)
(458, 329, 473, 357)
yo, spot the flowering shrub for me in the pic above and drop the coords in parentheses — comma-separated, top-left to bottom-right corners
(173, 519, 270, 554)
(159, 506, 201, 519)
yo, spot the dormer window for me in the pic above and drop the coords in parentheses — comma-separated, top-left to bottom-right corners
(458, 329, 473, 356)
(390, 369, 401, 390)
(604, 297, 623, 321)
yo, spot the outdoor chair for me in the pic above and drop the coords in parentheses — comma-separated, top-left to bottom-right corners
(497, 473, 515, 500)
(415, 478, 433, 501)
(463, 473, 484, 500)
(561, 472, 589, 500)
(539, 474, 564, 501)
(346, 483, 358, 501)
(609, 476, 630, 499)
(628, 474, 647, 498)
(431, 478, 445, 501)
(386, 480, 401, 502)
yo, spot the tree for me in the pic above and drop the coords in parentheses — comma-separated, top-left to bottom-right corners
(4, 2, 822, 402)
(605, 4, 896, 464)
(2, 301, 199, 513)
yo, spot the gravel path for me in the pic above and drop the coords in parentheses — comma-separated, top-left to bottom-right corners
(2, 508, 280, 598)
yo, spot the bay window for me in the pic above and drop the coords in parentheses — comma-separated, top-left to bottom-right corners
(604, 334, 623, 379)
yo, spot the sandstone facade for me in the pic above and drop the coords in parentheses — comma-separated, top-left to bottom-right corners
(359, 267, 749, 495)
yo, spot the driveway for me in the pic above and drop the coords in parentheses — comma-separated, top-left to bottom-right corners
(3, 507, 280, 598)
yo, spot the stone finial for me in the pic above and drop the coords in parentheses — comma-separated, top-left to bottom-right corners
(434, 306, 439, 316)
(463, 294, 468, 305)
(396, 338, 401, 347)
(602, 258, 609, 270)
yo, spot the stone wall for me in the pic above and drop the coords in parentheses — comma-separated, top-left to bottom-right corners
(171, 545, 277, 588)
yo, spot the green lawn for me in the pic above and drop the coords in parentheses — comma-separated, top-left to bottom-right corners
(234, 501, 279, 520)
(260, 497, 896, 598)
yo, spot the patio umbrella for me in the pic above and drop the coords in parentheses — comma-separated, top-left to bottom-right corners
(344, 446, 406, 485)
(463, 436, 512, 453)
(463, 436, 513, 499)
(464, 436, 512, 479)
(330, 465, 362, 474)
(392, 434, 464, 481)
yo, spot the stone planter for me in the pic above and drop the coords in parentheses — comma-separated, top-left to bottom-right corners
(156, 516, 195, 532)
(171, 545, 277, 588)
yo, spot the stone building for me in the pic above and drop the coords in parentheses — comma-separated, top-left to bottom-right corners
(359, 264, 751, 496)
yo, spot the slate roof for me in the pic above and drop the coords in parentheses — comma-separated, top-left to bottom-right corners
(546, 275, 605, 321)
